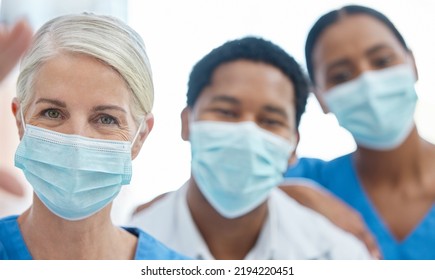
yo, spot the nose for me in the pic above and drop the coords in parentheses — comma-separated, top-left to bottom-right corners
(57, 117, 95, 138)
(239, 114, 267, 130)
(355, 59, 374, 78)
(239, 113, 256, 124)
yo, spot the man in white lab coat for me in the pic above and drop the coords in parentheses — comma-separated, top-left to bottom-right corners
(130, 36, 370, 260)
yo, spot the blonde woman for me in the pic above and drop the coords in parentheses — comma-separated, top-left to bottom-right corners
(0, 13, 186, 260)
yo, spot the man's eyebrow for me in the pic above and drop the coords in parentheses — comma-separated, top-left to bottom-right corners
(325, 59, 352, 73)
(263, 104, 289, 119)
(35, 98, 67, 107)
(92, 105, 127, 113)
(210, 95, 240, 105)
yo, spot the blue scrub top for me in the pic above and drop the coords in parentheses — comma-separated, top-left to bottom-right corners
(285, 154, 435, 260)
(0, 215, 189, 260)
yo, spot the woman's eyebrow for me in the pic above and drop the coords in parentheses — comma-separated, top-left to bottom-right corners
(92, 105, 127, 113)
(35, 98, 67, 108)
(365, 44, 394, 56)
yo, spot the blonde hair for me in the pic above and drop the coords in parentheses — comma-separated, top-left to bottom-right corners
(17, 13, 153, 122)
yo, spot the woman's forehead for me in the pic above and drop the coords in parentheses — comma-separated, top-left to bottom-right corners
(312, 14, 405, 65)
(31, 54, 132, 107)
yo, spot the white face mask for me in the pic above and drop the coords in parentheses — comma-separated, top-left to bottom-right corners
(323, 64, 417, 150)
(189, 121, 295, 219)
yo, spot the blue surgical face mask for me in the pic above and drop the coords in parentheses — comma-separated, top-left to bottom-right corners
(190, 121, 295, 219)
(15, 110, 143, 221)
(323, 64, 417, 150)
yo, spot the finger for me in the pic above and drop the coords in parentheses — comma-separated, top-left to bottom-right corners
(0, 19, 33, 81)
(359, 229, 382, 259)
(336, 213, 382, 259)
(0, 169, 26, 196)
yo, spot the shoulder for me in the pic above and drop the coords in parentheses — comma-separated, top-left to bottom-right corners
(129, 186, 187, 241)
(0, 215, 19, 237)
(0, 216, 19, 259)
(327, 153, 353, 167)
(270, 189, 332, 225)
(286, 154, 353, 174)
(0, 215, 32, 260)
(285, 154, 354, 187)
(269, 190, 370, 259)
(0, 215, 19, 224)
(285, 157, 326, 177)
(0, 242, 7, 260)
(130, 188, 182, 224)
(132, 192, 169, 215)
(126, 227, 190, 260)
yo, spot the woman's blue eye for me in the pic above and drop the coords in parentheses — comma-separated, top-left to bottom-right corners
(100, 115, 116, 125)
(44, 109, 61, 119)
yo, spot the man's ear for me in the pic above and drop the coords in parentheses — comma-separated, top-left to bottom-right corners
(288, 131, 300, 166)
(11, 98, 24, 139)
(131, 113, 154, 160)
(181, 107, 190, 141)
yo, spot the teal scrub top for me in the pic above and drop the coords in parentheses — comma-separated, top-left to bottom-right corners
(285, 153, 435, 260)
(0, 215, 188, 260)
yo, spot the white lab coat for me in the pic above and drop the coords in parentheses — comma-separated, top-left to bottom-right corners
(129, 183, 371, 259)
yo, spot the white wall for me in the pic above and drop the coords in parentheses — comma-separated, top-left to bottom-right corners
(1, 0, 434, 224)
(119, 0, 435, 224)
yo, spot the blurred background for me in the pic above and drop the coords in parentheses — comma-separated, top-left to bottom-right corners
(1, 0, 434, 224)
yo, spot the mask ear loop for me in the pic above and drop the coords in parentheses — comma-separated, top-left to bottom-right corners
(19, 104, 27, 132)
(130, 116, 146, 147)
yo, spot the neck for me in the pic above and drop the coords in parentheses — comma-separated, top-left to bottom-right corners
(354, 127, 434, 188)
(187, 178, 268, 260)
(18, 194, 136, 259)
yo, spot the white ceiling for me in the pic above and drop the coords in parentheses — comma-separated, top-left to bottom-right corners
(0, 0, 128, 31)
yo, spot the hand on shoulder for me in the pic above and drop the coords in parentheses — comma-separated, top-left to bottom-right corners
(279, 181, 382, 259)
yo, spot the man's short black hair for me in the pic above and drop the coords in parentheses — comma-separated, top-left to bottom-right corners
(186, 36, 309, 128)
